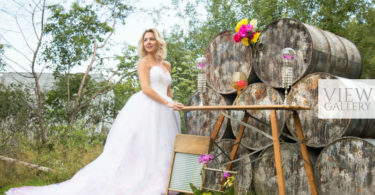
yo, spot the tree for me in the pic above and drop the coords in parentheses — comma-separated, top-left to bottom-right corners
(41, 1, 133, 134)
(0, 83, 35, 140)
(0, 44, 5, 71)
(0, 1, 135, 143)
(112, 44, 140, 116)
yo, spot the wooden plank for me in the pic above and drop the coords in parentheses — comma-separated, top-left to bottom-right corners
(0, 155, 51, 172)
(174, 134, 211, 154)
(209, 113, 225, 150)
(220, 113, 250, 186)
(166, 152, 176, 194)
(293, 111, 318, 195)
(182, 105, 310, 111)
(270, 110, 285, 195)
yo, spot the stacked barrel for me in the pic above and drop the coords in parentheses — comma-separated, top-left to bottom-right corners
(184, 18, 375, 194)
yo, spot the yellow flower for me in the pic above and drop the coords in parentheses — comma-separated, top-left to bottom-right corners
(224, 176, 235, 187)
(249, 19, 258, 29)
(235, 19, 248, 32)
(202, 192, 213, 195)
(241, 37, 249, 46)
(250, 32, 261, 44)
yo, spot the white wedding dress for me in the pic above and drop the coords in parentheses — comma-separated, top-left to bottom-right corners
(6, 66, 181, 195)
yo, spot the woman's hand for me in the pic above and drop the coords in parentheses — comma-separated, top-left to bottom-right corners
(166, 102, 184, 110)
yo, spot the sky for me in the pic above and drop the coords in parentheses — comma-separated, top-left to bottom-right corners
(0, 0, 197, 73)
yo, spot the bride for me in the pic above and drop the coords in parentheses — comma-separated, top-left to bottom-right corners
(6, 28, 184, 195)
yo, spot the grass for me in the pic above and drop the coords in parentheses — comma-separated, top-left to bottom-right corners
(0, 131, 105, 194)
(0, 132, 258, 195)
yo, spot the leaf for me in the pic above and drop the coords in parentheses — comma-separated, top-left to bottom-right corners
(189, 183, 201, 194)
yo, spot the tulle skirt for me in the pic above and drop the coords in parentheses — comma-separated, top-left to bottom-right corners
(6, 91, 181, 195)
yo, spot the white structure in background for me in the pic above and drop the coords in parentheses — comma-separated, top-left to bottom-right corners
(0, 72, 114, 133)
(0, 72, 56, 92)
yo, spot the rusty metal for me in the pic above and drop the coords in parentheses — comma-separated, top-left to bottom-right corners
(254, 18, 362, 88)
(205, 31, 258, 94)
(315, 137, 375, 195)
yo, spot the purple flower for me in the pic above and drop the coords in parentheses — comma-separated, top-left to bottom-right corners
(282, 54, 295, 60)
(223, 171, 230, 179)
(199, 153, 214, 165)
(196, 57, 207, 69)
(196, 61, 206, 69)
(199, 154, 204, 164)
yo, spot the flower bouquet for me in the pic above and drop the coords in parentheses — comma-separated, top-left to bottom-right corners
(233, 19, 260, 48)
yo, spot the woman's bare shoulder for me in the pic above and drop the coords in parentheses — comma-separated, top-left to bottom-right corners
(161, 61, 171, 71)
(138, 58, 151, 70)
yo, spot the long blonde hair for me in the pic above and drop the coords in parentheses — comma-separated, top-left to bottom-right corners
(137, 28, 167, 60)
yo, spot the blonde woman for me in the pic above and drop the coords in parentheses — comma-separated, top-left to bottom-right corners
(6, 28, 184, 195)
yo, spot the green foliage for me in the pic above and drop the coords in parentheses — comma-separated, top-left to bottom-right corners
(0, 83, 35, 136)
(189, 183, 235, 195)
(164, 29, 199, 105)
(111, 44, 140, 115)
(42, 2, 133, 73)
(344, 7, 375, 78)
(0, 124, 106, 192)
(113, 77, 140, 116)
(44, 73, 113, 123)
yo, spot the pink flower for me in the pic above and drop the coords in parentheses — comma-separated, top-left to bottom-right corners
(233, 33, 242, 43)
(199, 154, 204, 164)
(282, 54, 295, 60)
(199, 153, 214, 165)
(238, 24, 254, 38)
(196, 61, 206, 69)
(223, 171, 230, 179)
(238, 25, 248, 37)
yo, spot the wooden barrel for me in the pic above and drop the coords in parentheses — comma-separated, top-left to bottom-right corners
(231, 83, 285, 150)
(285, 72, 375, 148)
(205, 31, 258, 94)
(204, 139, 252, 194)
(253, 143, 317, 195)
(254, 18, 362, 88)
(315, 137, 375, 194)
(184, 88, 229, 140)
